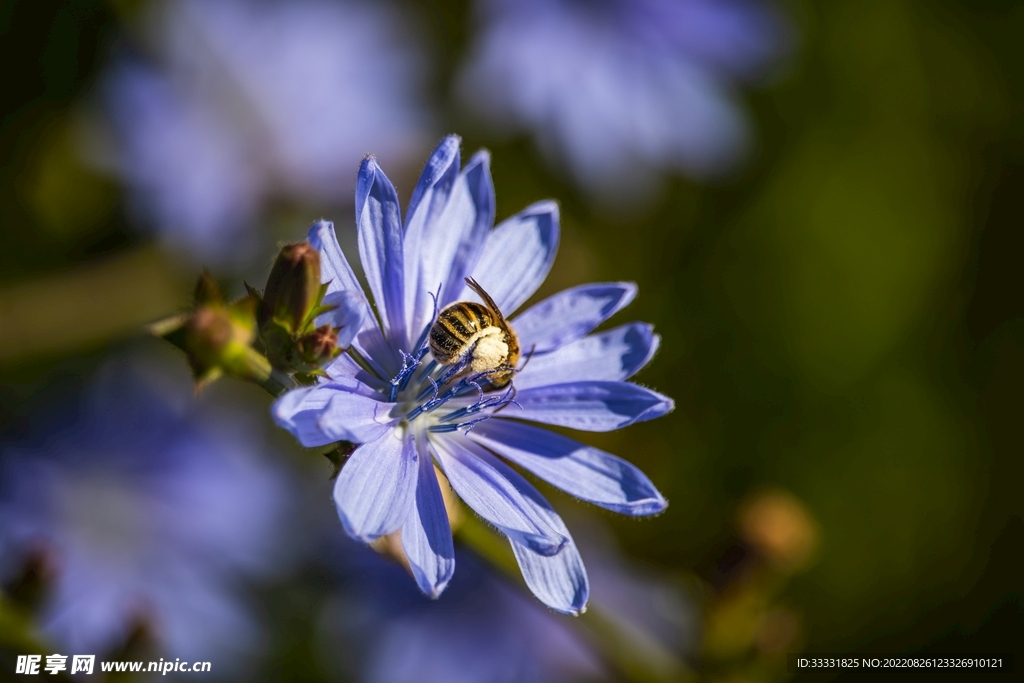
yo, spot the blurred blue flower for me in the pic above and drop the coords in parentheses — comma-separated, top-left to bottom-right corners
(97, 0, 431, 262)
(324, 547, 605, 683)
(320, 527, 697, 683)
(457, 0, 791, 203)
(272, 136, 672, 614)
(0, 357, 294, 666)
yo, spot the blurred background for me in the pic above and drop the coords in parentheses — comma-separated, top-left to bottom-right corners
(1, 0, 1021, 681)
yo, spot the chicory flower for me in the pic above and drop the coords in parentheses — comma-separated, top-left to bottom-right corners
(457, 0, 790, 203)
(0, 357, 294, 664)
(98, 0, 430, 262)
(323, 546, 605, 683)
(320, 525, 698, 683)
(273, 136, 672, 614)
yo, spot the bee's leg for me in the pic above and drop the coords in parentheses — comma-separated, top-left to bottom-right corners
(490, 384, 520, 415)
(518, 345, 538, 370)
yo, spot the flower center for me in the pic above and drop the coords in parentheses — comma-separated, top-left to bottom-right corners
(384, 322, 520, 435)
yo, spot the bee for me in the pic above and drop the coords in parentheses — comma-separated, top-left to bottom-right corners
(428, 277, 520, 389)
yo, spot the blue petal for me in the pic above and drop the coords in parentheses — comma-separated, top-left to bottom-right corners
(432, 435, 568, 556)
(272, 380, 396, 447)
(400, 432, 455, 598)
(322, 352, 389, 393)
(316, 289, 369, 350)
(307, 219, 392, 376)
(317, 392, 397, 444)
(507, 381, 674, 432)
(468, 200, 559, 315)
(404, 135, 461, 231)
(356, 156, 406, 343)
(307, 220, 364, 298)
(403, 138, 462, 339)
(467, 448, 589, 615)
(470, 420, 667, 516)
(407, 151, 496, 338)
(514, 323, 659, 389)
(512, 282, 637, 353)
(273, 386, 336, 447)
(434, 152, 495, 307)
(307, 220, 375, 338)
(511, 534, 589, 616)
(334, 430, 416, 541)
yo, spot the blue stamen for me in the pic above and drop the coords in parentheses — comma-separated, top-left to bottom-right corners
(406, 377, 440, 421)
(407, 283, 441, 364)
(439, 384, 518, 423)
(409, 371, 494, 420)
(416, 354, 472, 402)
(397, 346, 430, 396)
(428, 415, 492, 434)
(413, 359, 438, 385)
(393, 284, 444, 402)
(388, 351, 422, 402)
(435, 356, 471, 388)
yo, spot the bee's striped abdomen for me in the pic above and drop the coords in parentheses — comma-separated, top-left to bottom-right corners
(428, 302, 495, 364)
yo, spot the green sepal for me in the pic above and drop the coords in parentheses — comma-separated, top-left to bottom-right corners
(305, 302, 338, 327)
(300, 282, 334, 329)
(149, 274, 272, 393)
(147, 313, 189, 350)
(243, 281, 263, 305)
(193, 270, 225, 305)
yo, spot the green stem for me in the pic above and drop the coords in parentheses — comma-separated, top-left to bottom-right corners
(257, 367, 297, 397)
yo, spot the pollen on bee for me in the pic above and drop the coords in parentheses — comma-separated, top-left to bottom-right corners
(469, 329, 509, 374)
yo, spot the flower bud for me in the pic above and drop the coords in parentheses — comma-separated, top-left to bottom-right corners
(188, 299, 271, 390)
(296, 324, 341, 368)
(149, 275, 271, 392)
(260, 241, 323, 335)
(253, 241, 355, 379)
